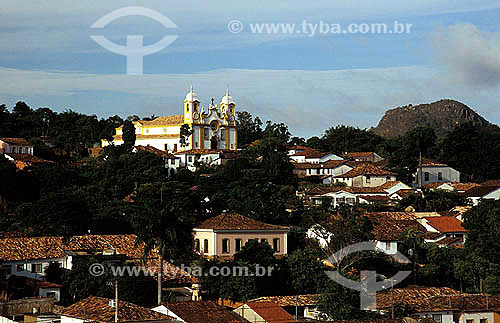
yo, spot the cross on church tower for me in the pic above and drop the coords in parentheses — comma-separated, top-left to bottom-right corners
(211, 98, 215, 106)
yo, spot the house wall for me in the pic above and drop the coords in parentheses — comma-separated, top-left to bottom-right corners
(416, 166, 460, 186)
(0, 141, 33, 155)
(192, 230, 216, 257)
(39, 288, 61, 302)
(214, 231, 288, 257)
(60, 316, 85, 323)
(234, 305, 265, 323)
(353, 175, 396, 188)
(414, 311, 455, 323)
(4, 258, 64, 280)
(375, 241, 398, 255)
(460, 312, 496, 323)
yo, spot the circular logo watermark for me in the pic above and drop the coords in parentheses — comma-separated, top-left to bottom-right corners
(89, 263, 105, 277)
(325, 241, 411, 310)
(227, 20, 244, 33)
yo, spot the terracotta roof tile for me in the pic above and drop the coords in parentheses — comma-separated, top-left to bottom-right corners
(166, 300, 247, 323)
(421, 158, 449, 167)
(117, 116, 184, 129)
(335, 163, 396, 178)
(6, 153, 52, 164)
(175, 149, 235, 155)
(343, 152, 378, 158)
(114, 134, 179, 140)
(195, 213, 289, 231)
(62, 296, 174, 322)
(423, 216, 467, 233)
(407, 294, 500, 312)
(376, 286, 464, 310)
(248, 294, 319, 307)
(245, 302, 295, 323)
(369, 213, 425, 241)
(0, 138, 31, 145)
(463, 186, 500, 197)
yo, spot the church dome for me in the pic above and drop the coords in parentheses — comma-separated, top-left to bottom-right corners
(185, 85, 199, 102)
(220, 88, 235, 105)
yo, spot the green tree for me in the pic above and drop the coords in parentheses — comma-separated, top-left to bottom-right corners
(122, 120, 136, 151)
(180, 123, 193, 149)
(287, 249, 326, 294)
(236, 111, 263, 147)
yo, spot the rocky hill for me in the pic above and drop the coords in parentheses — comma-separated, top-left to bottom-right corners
(372, 99, 489, 138)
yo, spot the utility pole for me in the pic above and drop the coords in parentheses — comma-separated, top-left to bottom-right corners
(295, 295, 298, 320)
(391, 279, 394, 319)
(114, 280, 118, 323)
(418, 151, 423, 187)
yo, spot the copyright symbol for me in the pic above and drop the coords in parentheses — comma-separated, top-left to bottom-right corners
(89, 263, 105, 277)
(228, 20, 243, 33)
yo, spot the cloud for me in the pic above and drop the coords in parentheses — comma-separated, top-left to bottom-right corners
(1, 65, 499, 138)
(434, 23, 500, 88)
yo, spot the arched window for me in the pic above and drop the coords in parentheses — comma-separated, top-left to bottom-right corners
(186, 103, 190, 113)
(194, 239, 200, 252)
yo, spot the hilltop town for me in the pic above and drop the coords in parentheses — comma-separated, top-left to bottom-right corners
(1, 90, 500, 323)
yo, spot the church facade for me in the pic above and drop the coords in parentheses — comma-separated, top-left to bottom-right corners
(103, 86, 238, 152)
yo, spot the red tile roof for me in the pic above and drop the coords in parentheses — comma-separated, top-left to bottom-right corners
(293, 160, 348, 170)
(62, 296, 174, 322)
(370, 214, 425, 241)
(376, 286, 464, 310)
(248, 294, 319, 307)
(421, 158, 449, 167)
(245, 302, 295, 323)
(174, 149, 235, 155)
(336, 163, 396, 178)
(0, 138, 31, 145)
(343, 152, 378, 158)
(166, 300, 247, 323)
(423, 216, 467, 233)
(195, 213, 288, 231)
(463, 186, 500, 197)
(117, 115, 184, 129)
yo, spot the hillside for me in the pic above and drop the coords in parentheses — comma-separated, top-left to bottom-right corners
(372, 99, 489, 138)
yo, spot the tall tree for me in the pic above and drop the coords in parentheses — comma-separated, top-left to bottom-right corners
(122, 120, 136, 151)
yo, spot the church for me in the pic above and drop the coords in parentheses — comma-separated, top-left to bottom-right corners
(103, 86, 238, 152)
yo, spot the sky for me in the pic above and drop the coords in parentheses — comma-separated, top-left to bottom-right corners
(0, 1, 499, 138)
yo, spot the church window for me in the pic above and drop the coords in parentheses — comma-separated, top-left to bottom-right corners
(221, 129, 226, 140)
(163, 128, 167, 133)
(194, 103, 198, 112)
(204, 128, 209, 140)
(186, 103, 190, 112)
(203, 239, 209, 253)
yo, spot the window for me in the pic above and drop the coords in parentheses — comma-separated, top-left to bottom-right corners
(16, 264, 24, 272)
(145, 129, 149, 134)
(424, 172, 430, 182)
(31, 264, 42, 273)
(173, 144, 177, 152)
(346, 197, 355, 205)
(194, 239, 200, 252)
(432, 314, 442, 323)
(12, 147, 16, 153)
(438, 172, 443, 181)
(221, 129, 226, 140)
(204, 128, 209, 140)
(385, 242, 391, 250)
(366, 175, 371, 183)
(480, 319, 487, 323)
(163, 128, 168, 133)
(194, 102, 198, 112)
(222, 239, 230, 253)
(235, 239, 242, 252)
(203, 239, 209, 253)
(186, 103, 190, 112)
(188, 156, 193, 162)
(386, 176, 391, 180)
(466, 319, 474, 323)
(273, 238, 280, 252)
(46, 292, 56, 299)
(164, 144, 168, 151)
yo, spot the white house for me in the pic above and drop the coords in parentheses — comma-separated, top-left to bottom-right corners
(193, 213, 289, 259)
(294, 160, 353, 178)
(463, 186, 500, 206)
(343, 152, 384, 162)
(413, 159, 460, 187)
(333, 163, 397, 188)
(175, 149, 235, 172)
(0, 138, 33, 155)
(290, 149, 343, 164)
